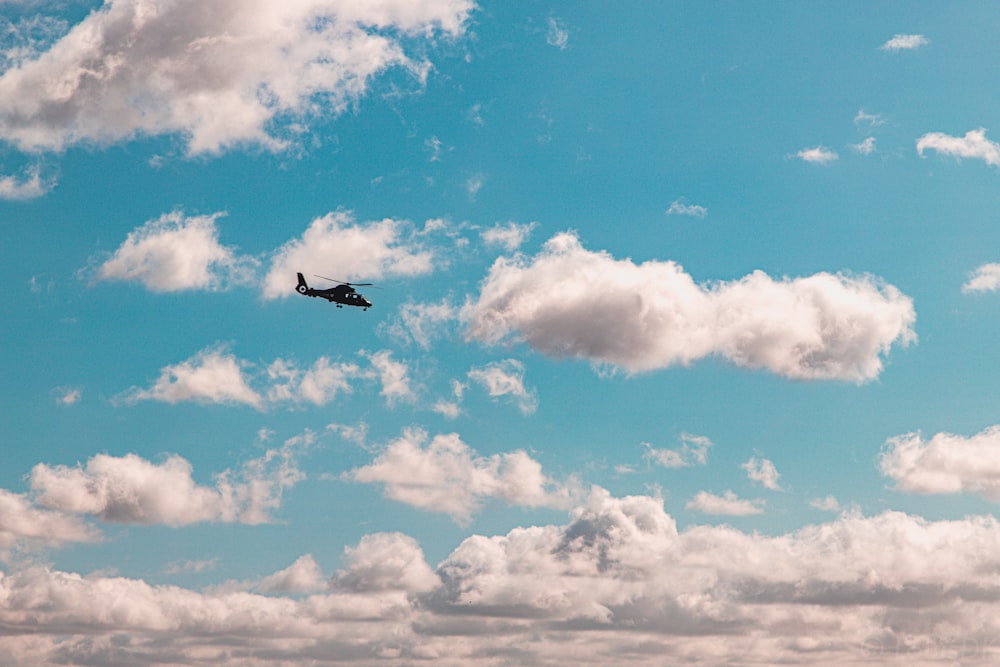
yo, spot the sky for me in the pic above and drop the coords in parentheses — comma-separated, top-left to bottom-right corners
(5, 1, 1000, 664)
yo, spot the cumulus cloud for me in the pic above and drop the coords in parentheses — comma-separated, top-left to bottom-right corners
(9, 492, 1000, 663)
(880, 33, 929, 51)
(257, 555, 324, 594)
(266, 357, 364, 406)
(0, 488, 97, 556)
(643, 433, 712, 468)
(795, 146, 838, 164)
(363, 349, 414, 406)
(742, 456, 782, 490)
(96, 212, 252, 292)
(810, 495, 841, 512)
(917, 128, 1000, 167)
(481, 220, 536, 252)
(30, 438, 306, 526)
(464, 232, 916, 381)
(963, 263, 1000, 293)
(123, 345, 262, 408)
(686, 489, 764, 516)
(349, 428, 577, 524)
(467, 358, 537, 414)
(880, 425, 1000, 501)
(0, 0, 474, 154)
(263, 211, 434, 299)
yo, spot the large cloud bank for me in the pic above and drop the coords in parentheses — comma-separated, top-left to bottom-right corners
(464, 233, 916, 380)
(0, 0, 474, 154)
(4, 489, 1000, 664)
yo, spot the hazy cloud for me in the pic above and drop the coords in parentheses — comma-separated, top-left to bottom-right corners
(0, 163, 53, 199)
(665, 199, 708, 218)
(0, 0, 474, 154)
(467, 358, 537, 414)
(686, 489, 764, 516)
(742, 456, 781, 490)
(481, 220, 536, 252)
(464, 232, 916, 381)
(643, 433, 712, 468)
(851, 137, 876, 155)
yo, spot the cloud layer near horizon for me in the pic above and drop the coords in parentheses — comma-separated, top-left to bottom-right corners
(4, 488, 1000, 665)
(464, 232, 916, 380)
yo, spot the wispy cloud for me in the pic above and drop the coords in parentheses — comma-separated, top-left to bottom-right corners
(851, 137, 876, 155)
(468, 359, 537, 414)
(742, 456, 782, 490)
(546, 16, 569, 50)
(962, 263, 1000, 293)
(643, 433, 712, 468)
(666, 199, 708, 218)
(686, 489, 764, 515)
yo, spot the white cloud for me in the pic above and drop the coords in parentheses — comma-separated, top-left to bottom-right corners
(795, 145, 838, 164)
(665, 199, 708, 218)
(10, 492, 1000, 663)
(742, 456, 781, 490)
(96, 212, 252, 292)
(465, 173, 485, 199)
(0, 163, 53, 199)
(963, 263, 1000, 293)
(0, 0, 474, 154)
(266, 357, 363, 406)
(467, 359, 537, 414)
(481, 220, 536, 251)
(350, 428, 577, 524)
(30, 438, 305, 526)
(880, 33, 929, 51)
(686, 489, 764, 516)
(0, 488, 97, 556)
(851, 136, 876, 155)
(123, 345, 263, 408)
(364, 349, 414, 406)
(263, 211, 434, 299)
(257, 555, 324, 594)
(643, 433, 712, 468)
(464, 232, 916, 381)
(917, 128, 1000, 167)
(880, 425, 1000, 501)
(53, 386, 81, 406)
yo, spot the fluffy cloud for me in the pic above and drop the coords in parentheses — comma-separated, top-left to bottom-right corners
(464, 232, 916, 381)
(123, 345, 262, 408)
(685, 489, 764, 516)
(263, 212, 434, 299)
(257, 555, 324, 594)
(917, 128, 1000, 167)
(96, 212, 252, 292)
(0, 489, 97, 556)
(880, 425, 1000, 501)
(467, 358, 537, 414)
(880, 33, 929, 51)
(0, 0, 474, 154)
(742, 456, 782, 490)
(795, 146, 838, 164)
(8, 493, 1000, 663)
(266, 357, 364, 406)
(30, 439, 305, 526)
(350, 428, 577, 524)
(963, 263, 1000, 293)
(364, 349, 414, 406)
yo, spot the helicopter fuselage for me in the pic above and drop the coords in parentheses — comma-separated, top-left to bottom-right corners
(296, 273, 372, 309)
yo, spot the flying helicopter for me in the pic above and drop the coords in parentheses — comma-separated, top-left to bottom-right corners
(295, 273, 374, 310)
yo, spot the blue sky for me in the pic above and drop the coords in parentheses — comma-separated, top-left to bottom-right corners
(5, 1, 1000, 664)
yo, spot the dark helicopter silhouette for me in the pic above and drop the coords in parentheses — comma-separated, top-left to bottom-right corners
(295, 273, 373, 310)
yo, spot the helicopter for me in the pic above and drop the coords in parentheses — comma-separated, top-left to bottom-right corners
(295, 273, 374, 310)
